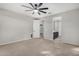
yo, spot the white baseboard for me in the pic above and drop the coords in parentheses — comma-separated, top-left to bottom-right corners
(0, 38, 31, 45)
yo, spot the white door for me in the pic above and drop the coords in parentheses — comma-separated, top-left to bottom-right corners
(33, 20, 40, 38)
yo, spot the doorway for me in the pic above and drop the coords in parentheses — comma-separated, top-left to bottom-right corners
(32, 19, 44, 39)
(33, 19, 40, 38)
(40, 20, 44, 38)
(53, 16, 62, 40)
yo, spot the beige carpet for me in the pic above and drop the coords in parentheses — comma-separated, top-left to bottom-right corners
(0, 39, 79, 56)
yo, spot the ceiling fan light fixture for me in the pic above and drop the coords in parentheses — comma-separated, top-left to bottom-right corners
(33, 10, 38, 13)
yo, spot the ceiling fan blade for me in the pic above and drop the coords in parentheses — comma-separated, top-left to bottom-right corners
(22, 5, 33, 10)
(38, 3, 43, 7)
(35, 4, 38, 7)
(39, 10, 47, 13)
(34, 4, 38, 9)
(38, 12, 40, 15)
(39, 8, 48, 10)
(29, 3, 35, 9)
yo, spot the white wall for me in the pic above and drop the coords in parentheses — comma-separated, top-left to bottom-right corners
(0, 8, 33, 44)
(53, 8, 79, 45)
(33, 20, 40, 38)
(42, 16, 53, 40)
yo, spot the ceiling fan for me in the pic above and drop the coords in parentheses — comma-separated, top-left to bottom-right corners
(21, 3, 48, 15)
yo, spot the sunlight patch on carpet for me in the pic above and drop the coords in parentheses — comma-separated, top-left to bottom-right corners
(40, 51, 54, 56)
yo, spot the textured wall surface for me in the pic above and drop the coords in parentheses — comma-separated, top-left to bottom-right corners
(0, 9, 33, 44)
(42, 16, 53, 40)
(53, 8, 79, 45)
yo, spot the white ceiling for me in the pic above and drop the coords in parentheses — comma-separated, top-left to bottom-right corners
(0, 3, 79, 18)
